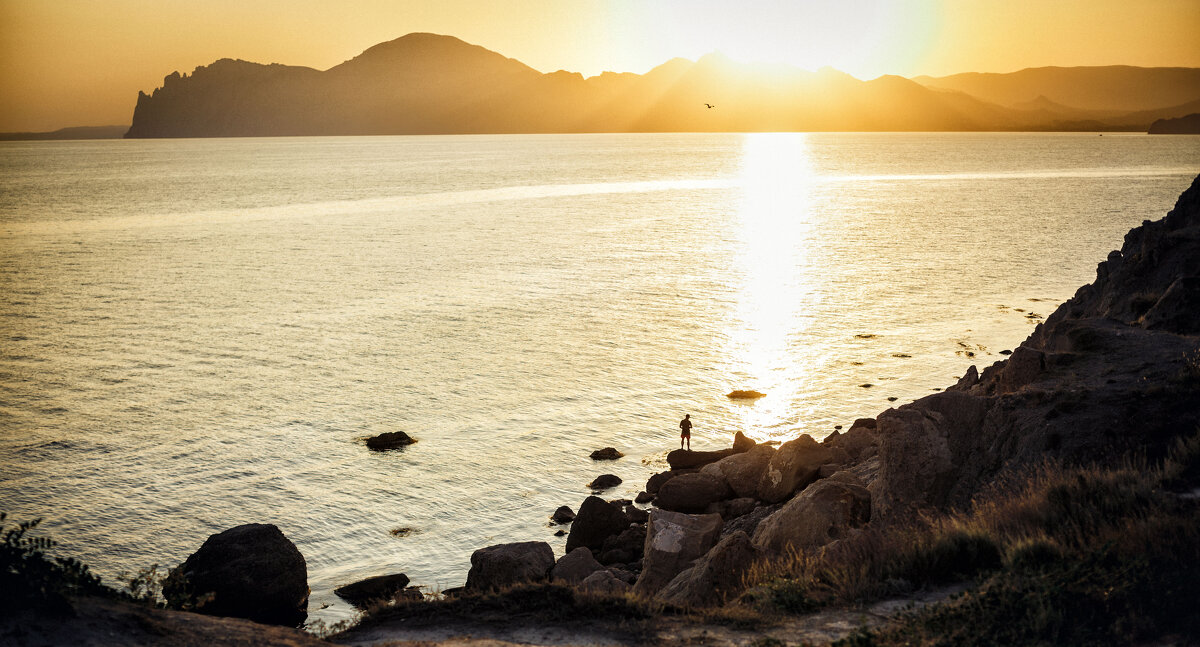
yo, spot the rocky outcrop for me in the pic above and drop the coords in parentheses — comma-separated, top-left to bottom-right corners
(365, 431, 416, 450)
(565, 496, 630, 553)
(550, 547, 604, 585)
(464, 542, 554, 591)
(334, 573, 411, 608)
(666, 433, 756, 470)
(1148, 113, 1200, 134)
(701, 444, 776, 499)
(753, 479, 871, 554)
(162, 523, 308, 626)
(868, 173, 1200, 521)
(655, 473, 733, 513)
(633, 510, 723, 597)
(656, 531, 760, 608)
(757, 435, 836, 504)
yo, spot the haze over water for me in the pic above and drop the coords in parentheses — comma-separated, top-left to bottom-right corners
(1, 132, 1196, 623)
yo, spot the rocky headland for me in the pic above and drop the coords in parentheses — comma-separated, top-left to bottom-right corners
(4, 175, 1199, 645)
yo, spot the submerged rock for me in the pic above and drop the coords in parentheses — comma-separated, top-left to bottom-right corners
(727, 389, 766, 399)
(365, 431, 416, 450)
(590, 447, 624, 460)
(162, 523, 308, 626)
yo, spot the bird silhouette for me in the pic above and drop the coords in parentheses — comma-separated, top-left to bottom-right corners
(704, 103, 715, 109)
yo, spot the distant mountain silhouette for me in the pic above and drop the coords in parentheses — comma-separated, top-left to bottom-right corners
(0, 125, 128, 141)
(126, 34, 1200, 138)
(1149, 113, 1200, 134)
(912, 66, 1200, 113)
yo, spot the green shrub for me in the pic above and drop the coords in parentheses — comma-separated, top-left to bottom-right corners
(0, 513, 112, 610)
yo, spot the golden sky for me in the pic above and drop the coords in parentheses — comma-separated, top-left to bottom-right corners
(1, 0, 1198, 132)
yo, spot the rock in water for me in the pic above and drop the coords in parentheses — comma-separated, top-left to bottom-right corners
(727, 389, 766, 399)
(551, 505, 576, 524)
(590, 447, 624, 460)
(162, 523, 308, 626)
(365, 431, 416, 450)
(464, 542, 554, 591)
(566, 496, 630, 553)
(334, 573, 411, 608)
(588, 474, 623, 489)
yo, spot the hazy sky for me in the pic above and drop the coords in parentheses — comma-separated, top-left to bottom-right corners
(1, 0, 1198, 132)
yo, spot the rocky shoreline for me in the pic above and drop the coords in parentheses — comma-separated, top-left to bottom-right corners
(5, 173, 1199, 645)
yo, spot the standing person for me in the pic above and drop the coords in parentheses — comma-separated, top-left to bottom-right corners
(679, 414, 692, 450)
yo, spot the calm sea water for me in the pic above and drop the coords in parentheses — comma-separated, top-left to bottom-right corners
(1, 133, 1196, 624)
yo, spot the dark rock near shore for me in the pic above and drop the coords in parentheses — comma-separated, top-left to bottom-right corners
(646, 468, 696, 494)
(635, 491, 654, 504)
(551, 547, 604, 585)
(551, 505, 576, 524)
(162, 523, 308, 626)
(588, 474, 623, 489)
(655, 472, 733, 513)
(365, 431, 416, 450)
(464, 541, 554, 591)
(590, 447, 624, 460)
(634, 510, 723, 597)
(334, 573, 411, 608)
(566, 496, 630, 553)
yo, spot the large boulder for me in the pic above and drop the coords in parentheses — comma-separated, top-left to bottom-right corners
(334, 573, 410, 608)
(656, 531, 760, 607)
(565, 496, 629, 553)
(550, 547, 604, 585)
(633, 510, 723, 597)
(578, 570, 632, 595)
(464, 541, 554, 592)
(655, 472, 733, 513)
(753, 479, 871, 554)
(162, 523, 308, 626)
(756, 434, 835, 503)
(666, 433, 755, 470)
(702, 444, 776, 498)
(646, 469, 695, 495)
(825, 418, 878, 462)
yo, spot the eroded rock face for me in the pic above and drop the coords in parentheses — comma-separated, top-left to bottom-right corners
(566, 496, 629, 553)
(550, 547, 604, 585)
(752, 480, 871, 554)
(464, 541, 554, 591)
(702, 444, 776, 499)
(162, 523, 308, 626)
(656, 530, 760, 608)
(757, 434, 835, 504)
(633, 510, 723, 597)
(655, 472, 733, 513)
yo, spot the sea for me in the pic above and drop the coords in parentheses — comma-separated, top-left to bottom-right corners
(1, 132, 1197, 625)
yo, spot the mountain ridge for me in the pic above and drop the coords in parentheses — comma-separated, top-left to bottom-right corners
(125, 33, 1200, 137)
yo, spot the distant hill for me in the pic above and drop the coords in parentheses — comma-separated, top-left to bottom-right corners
(1149, 113, 1200, 134)
(126, 34, 1200, 137)
(912, 66, 1200, 113)
(0, 125, 128, 141)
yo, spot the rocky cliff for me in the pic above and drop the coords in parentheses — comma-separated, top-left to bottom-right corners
(868, 173, 1200, 520)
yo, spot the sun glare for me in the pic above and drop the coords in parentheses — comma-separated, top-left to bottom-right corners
(727, 133, 818, 440)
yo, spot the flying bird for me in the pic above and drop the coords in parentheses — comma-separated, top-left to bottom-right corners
(704, 103, 715, 109)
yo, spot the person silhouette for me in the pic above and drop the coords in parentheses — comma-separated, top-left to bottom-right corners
(679, 414, 692, 450)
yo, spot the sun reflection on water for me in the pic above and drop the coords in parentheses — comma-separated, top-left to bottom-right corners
(727, 133, 818, 441)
